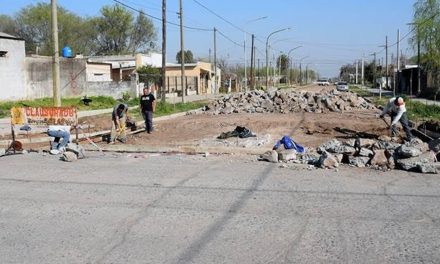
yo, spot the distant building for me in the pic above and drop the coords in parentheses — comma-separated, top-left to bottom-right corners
(0, 32, 26, 101)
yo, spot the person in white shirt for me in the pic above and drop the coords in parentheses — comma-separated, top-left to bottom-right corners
(379, 96, 413, 140)
(47, 125, 71, 154)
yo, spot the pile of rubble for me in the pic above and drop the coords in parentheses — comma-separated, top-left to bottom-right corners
(260, 137, 440, 174)
(206, 89, 377, 115)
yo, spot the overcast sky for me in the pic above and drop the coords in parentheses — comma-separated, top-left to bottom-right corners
(2, 0, 417, 78)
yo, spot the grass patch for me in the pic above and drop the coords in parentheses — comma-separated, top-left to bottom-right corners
(0, 96, 141, 118)
(406, 100, 440, 121)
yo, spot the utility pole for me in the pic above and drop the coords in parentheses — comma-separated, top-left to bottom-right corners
(51, 0, 61, 106)
(417, 30, 421, 95)
(161, 0, 166, 102)
(250, 34, 255, 90)
(361, 55, 365, 86)
(179, 0, 185, 103)
(305, 64, 308, 85)
(370, 52, 376, 89)
(396, 29, 400, 96)
(257, 58, 260, 88)
(385, 35, 389, 95)
(214, 27, 217, 94)
(355, 60, 358, 84)
(299, 62, 302, 86)
(243, 37, 247, 91)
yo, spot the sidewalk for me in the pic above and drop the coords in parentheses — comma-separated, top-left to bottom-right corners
(355, 85, 440, 106)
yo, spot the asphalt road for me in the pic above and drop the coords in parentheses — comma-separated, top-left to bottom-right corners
(1, 152, 440, 264)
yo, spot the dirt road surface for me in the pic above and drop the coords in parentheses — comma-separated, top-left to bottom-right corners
(78, 84, 388, 152)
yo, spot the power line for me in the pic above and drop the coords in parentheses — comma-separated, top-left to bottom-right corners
(216, 29, 243, 48)
(113, 0, 212, 32)
(192, 0, 246, 34)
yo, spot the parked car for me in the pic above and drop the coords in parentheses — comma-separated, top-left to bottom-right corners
(317, 79, 330, 86)
(336, 81, 349, 92)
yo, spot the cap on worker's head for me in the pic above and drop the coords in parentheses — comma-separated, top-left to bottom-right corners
(394, 97, 404, 106)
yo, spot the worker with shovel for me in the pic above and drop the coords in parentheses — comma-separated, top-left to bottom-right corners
(109, 103, 129, 144)
(379, 96, 413, 141)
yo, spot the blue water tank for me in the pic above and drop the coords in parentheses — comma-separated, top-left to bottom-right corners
(62, 46, 73, 58)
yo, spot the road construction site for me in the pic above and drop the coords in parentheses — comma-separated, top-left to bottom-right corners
(1, 84, 440, 263)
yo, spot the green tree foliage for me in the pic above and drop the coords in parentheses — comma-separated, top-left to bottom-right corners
(92, 5, 156, 55)
(0, 15, 17, 36)
(137, 65, 160, 84)
(176, 50, 195, 63)
(276, 54, 289, 73)
(128, 11, 156, 54)
(412, 0, 440, 93)
(339, 64, 356, 82)
(14, 3, 91, 55)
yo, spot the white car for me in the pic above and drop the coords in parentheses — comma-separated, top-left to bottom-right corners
(336, 81, 349, 92)
(317, 79, 330, 86)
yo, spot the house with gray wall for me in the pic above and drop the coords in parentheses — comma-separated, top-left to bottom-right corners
(0, 32, 26, 101)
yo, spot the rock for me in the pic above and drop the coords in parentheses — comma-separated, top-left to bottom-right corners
(373, 140, 400, 151)
(66, 143, 86, 159)
(349, 156, 370, 167)
(259, 150, 278, 163)
(318, 151, 339, 169)
(378, 135, 392, 142)
(0, 148, 5, 157)
(358, 148, 374, 157)
(396, 151, 437, 173)
(428, 138, 440, 153)
(397, 145, 422, 158)
(333, 145, 356, 155)
(335, 154, 344, 163)
(317, 139, 342, 154)
(277, 149, 297, 161)
(61, 151, 78, 162)
(370, 150, 388, 167)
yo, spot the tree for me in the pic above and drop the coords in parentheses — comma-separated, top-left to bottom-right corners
(339, 64, 356, 82)
(276, 54, 289, 74)
(176, 50, 195, 63)
(92, 4, 156, 55)
(14, 3, 91, 55)
(412, 0, 440, 94)
(127, 11, 156, 54)
(0, 15, 18, 36)
(137, 65, 160, 85)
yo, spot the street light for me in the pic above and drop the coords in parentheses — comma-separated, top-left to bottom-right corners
(243, 16, 267, 91)
(266, 27, 290, 89)
(287, 45, 302, 86)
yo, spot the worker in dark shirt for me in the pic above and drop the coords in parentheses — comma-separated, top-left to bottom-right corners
(109, 103, 129, 144)
(140, 86, 156, 133)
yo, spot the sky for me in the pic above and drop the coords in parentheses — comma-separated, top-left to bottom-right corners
(1, 0, 417, 78)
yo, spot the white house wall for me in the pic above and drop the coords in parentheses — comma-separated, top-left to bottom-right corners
(0, 38, 26, 101)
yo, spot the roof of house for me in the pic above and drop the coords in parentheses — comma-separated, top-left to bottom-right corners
(0, 32, 24, 41)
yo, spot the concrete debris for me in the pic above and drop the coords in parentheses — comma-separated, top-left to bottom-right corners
(0, 148, 5, 157)
(358, 148, 374, 157)
(349, 156, 370, 168)
(428, 138, 440, 153)
(258, 135, 438, 174)
(277, 149, 297, 161)
(61, 151, 78, 162)
(205, 89, 377, 115)
(318, 151, 339, 169)
(396, 151, 437, 173)
(258, 150, 278, 163)
(370, 150, 389, 167)
(66, 143, 86, 159)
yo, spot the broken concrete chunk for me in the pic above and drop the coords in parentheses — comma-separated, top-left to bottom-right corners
(428, 138, 440, 153)
(259, 150, 279, 163)
(358, 148, 374, 157)
(397, 145, 422, 158)
(349, 156, 370, 167)
(277, 149, 297, 161)
(317, 139, 342, 154)
(66, 143, 86, 159)
(0, 148, 5, 157)
(61, 151, 77, 162)
(396, 151, 437, 173)
(318, 151, 339, 169)
(370, 150, 388, 167)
